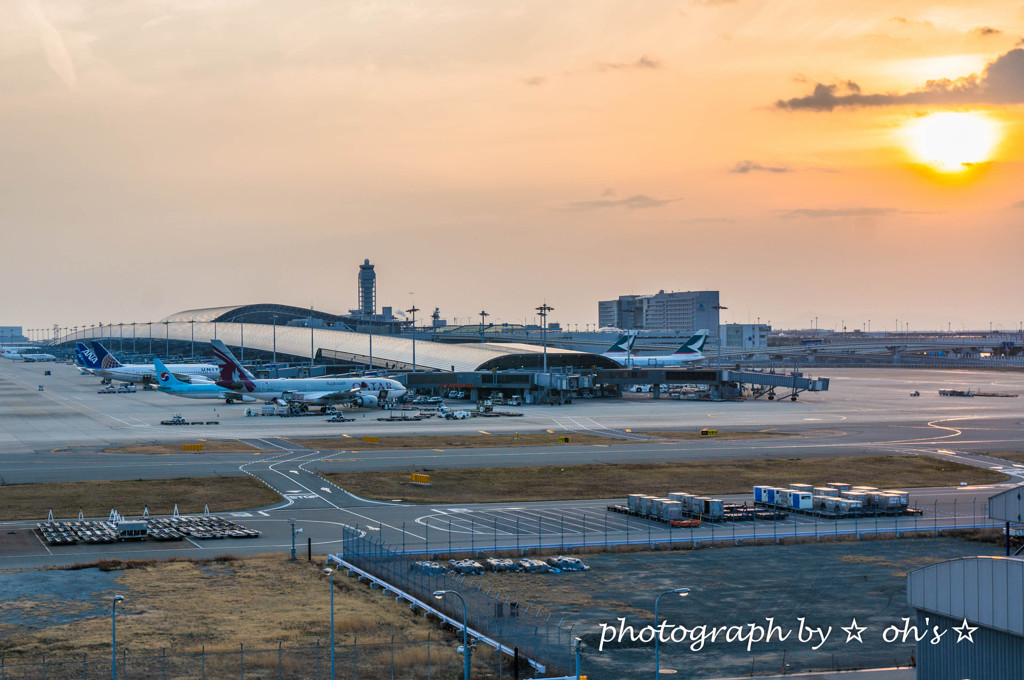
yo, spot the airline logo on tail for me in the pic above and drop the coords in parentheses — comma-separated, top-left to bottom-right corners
(76, 343, 101, 369)
(159, 371, 171, 382)
(210, 340, 256, 392)
(605, 332, 636, 355)
(90, 341, 123, 369)
(674, 330, 709, 355)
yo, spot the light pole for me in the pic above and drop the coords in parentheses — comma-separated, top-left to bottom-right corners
(118, 322, 123, 352)
(479, 310, 489, 343)
(189, 319, 195, 360)
(148, 322, 153, 355)
(240, 316, 245, 362)
(433, 590, 470, 680)
(406, 304, 419, 372)
(163, 321, 170, 356)
(309, 305, 315, 368)
(654, 588, 690, 677)
(289, 518, 302, 561)
(111, 594, 124, 680)
(536, 303, 553, 373)
(324, 568, 336, 680)
(131, 322, 136, 354)
(272, 314, 277, 376)
(712, 304, 728, 366)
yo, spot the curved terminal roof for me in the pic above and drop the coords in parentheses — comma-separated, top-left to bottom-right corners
(66, 308, 616, 372)
(162, 304, 344, 325)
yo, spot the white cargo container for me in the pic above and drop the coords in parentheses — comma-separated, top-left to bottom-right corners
(639, 496, 656, 515)
(668, 492, 690, 503)
(814, 486, 838, 497)
(706, 499, 725, 519)
(791, 492, 813, 510)
(827, 482, 851, 492)
(812, 495, 831, 510)
(661, 501, 683, 520)
(884, 490, 910, 505)
(790, 483, 814, 493)
(628, 494, 645, 513)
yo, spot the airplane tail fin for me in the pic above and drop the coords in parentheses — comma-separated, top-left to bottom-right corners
(153, 358, 185, 387)
(210, 339, 257, 382)
(674, 329, 709, 355)
(89, 341, 123, 369)
(603, 331, 637, 355)
(76, 342, 103, 369)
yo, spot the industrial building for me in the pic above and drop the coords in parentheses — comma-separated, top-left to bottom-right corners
(0, 325, 28, 343)
(720, 323, 772, 350)
(907, 485, 1024, 680)
(597, 290, 720, 335)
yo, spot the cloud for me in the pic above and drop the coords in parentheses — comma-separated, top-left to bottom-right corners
(776, 48, 1024, 111)
(780, 207, 897, 219)
(730, 160, 791, 174)
(890, 17, 934, 29)
(972, 26, 1002, 37)
(567, 194, 676, 210)
(1012, 200, 1024, 208)
(595, 55, 662, 72)
(681, 217, 736, 225)
(522, 76, 546, 87)
(692, 0, 739, 5)
(19, 0, 77, 89)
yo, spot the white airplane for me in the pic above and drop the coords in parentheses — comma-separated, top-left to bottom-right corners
(79, 341, 220, 384)
(0, 347, 35, 360)
(153, 358, 256, 404)
(599, 332, 637, 362)
(608, 329, 710, 368)
(211, 339, 407, 411)
(21, 353, 57, 362)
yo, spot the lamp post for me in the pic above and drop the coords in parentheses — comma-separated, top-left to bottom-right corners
(272, 314, 277, 376)
(163, 321, 170, 356)
(308, 305, 315, 369)
(118, 322, 123, 352)
(407, 304, 419, 372)
(189, 319, 195, 360)
(654, 588, 690, 677)
(712, 304, 728, 366)
(289, 518, 302, 562)
(433, 590, 470, 680)
(324, 568, 336, 680)
(111, 594, 124, 680)
(536, 303, 553, 373)
(147, 322, 153, 355)
(240, 316, 245, 362)
(479, 310, 489, 343)
(131, 322, 136, 354)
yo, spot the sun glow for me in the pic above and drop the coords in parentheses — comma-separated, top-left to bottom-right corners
(903, 112, 999, 173)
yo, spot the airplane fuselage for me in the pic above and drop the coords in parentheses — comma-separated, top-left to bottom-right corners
(217, 376, 407, 404)
(95, 363, 220, 384)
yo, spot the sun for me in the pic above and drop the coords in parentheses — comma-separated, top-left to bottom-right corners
(902, 112, 999, 173)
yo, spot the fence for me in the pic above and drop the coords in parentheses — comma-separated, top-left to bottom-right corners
(365, 497, 1000, 558)
(0, 637, 471, 680)
(339, 526, 576, 676)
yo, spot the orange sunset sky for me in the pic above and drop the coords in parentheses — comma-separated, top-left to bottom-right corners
(2, 1, 1023, 332)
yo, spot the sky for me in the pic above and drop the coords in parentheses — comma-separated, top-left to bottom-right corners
(3, 0, 1024, 335)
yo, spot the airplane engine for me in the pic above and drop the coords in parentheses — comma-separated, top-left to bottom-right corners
(353, 394, 378, 408)
(240, 395, 257, 403)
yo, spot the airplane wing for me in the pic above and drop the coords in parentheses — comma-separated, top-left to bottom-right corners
(296, 387, 362, 403)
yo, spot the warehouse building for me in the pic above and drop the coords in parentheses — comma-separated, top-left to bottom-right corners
(907, 485, 1024, 680)
(597, 290, 720, 335)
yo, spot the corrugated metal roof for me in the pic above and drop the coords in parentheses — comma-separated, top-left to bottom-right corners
(990, 485, 1024, 523)
(908, 556, 1024, 636)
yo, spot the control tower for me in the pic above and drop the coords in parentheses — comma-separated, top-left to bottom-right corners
(358, 259, 376, 316)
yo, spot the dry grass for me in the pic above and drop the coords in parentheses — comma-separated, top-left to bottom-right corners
(105, 440, 259, 454)
(988, 451, 1024, 464)
(324, 455, 1007, 503)
(0, 554, 469, 676)
(0, 477, 280, 521)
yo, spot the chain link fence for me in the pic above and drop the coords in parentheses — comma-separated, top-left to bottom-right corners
(340, 526, 575, 676)
(0, 637, 469, 680)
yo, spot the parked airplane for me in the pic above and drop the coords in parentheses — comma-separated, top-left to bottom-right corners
(210, 339, 406, 410)
(21, 353, 57, 362)
(0, 347, 34, 360)
(609, 329, 710, 368)
(599, 332, 637, 363)
(153, 358, 256, 404)
(79, 341, 220, 384)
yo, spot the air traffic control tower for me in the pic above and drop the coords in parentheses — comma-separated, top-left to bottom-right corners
(358, 259, 376, 316)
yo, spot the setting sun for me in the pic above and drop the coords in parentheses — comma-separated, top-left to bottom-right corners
(903, 112, 999, 173)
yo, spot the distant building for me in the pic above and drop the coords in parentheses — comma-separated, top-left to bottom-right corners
(598, 290, 720, 335)
(720, 323, 771, 350)
(0, 326, 27, 343)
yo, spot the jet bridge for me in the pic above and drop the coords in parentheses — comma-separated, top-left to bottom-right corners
(595, 368, 829, 400)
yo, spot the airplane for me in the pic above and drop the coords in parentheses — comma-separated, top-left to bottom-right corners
(20, 353, 57, 362)
(78, 341, 221, 385)
(599, 331, 637, 363)
(153, 358, 256, 404)
(0, 347, 34, 360)
(210, 339, 407, 411)
(608, 329, 710, 368)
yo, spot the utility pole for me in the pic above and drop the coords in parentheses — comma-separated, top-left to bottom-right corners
(536, 303, 553, 373)
(407, 304, 419, 372)
(479, 310, 489, 343)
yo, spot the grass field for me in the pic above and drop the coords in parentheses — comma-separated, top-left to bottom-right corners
(0, 477, 279, 521)
(988, 451, 1024, 464)
(324, 455, 1007, 503)
(105, 440, 259, 454)
(0, 555, 491, 678)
